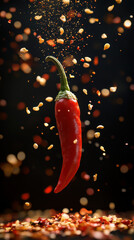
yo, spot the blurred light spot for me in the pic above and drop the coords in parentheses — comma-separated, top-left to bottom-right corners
(93, 110, 100, 118)
(87, 129, 95, 140)
(12, 167, 20, 175)
(81, 171, 90, 181)
(80, 197, 88, 206)
(7, 154, 18, 165)
(101, 88, 110, 97)
(21, 193, 30, 200)
(24, 202, 32, 210)
(17, 102, 26, 110)
(72, 85, 78, 92)
(109, 202, 115, 209)
(44, 185, 53, 194)
(17, 151, 26, 161)
(33, 143, 38, 149)
(86, 188, 94, 196)
(44, 116, 51, 123)
(120, 164, 128, 173)
(123, 19, 132, 28)
(14, 21, 22, 29)
(45, 168, 53, 176)
(21, 63, 31, 74)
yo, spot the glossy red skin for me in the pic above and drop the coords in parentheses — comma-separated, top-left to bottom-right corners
(54, 98, 82, 193)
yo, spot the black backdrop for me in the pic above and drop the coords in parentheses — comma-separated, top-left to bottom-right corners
(0, 0, 134, 214)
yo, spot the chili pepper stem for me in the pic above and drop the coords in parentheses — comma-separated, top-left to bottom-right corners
(45, 56, 77, 101)
(45, 56, 70, 91)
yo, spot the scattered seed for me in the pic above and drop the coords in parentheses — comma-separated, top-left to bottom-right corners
(100, 146, 105, 152)
(88, 104, 93, 110)
(72, 58, 77, 64)
(69, 74, 75, 78)
(33, 106, 39, 111)
(33, 143, 38, 149)
(50, 126, 55, 130)
(96, 125, 104, 129)
(78, 28, 84, 34)
(47, 144, 54, 150)
(57, 39, 64, 44)
(73, 139, 78, 144)
(20, 47, 28, 53)
(107, 5, 114, 12)
(83, 89, 88, 95)
(60, 14, 66, 22)
(60, 27, 64, 35)
(85, 57, 92, 62)
(39, 37, 44, 44)
(84, 8, 94, 14)
(104, 43, 110, 50)
(44, 123, 49, 127)
(94, 132, 100, 138)
(26, 107, 31, 114)
(115, 0, 122, 4)
(101, 33, 107, 39)
(45, 97, 53, 102)
(110, 86, 117, 92)
(83, 63, 90, 68)
(62, 0, 70, 4)
(34, 15, 42, 20)
(38, 102, 43, 107)
(93, 173, 98, 181)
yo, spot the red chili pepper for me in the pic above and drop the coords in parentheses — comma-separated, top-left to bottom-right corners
(45, 56, 82, 193)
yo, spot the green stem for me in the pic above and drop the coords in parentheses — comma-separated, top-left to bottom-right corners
(45, 56, 70, 91)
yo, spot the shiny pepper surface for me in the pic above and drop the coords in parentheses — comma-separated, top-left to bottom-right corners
(46, 56, 82, 193)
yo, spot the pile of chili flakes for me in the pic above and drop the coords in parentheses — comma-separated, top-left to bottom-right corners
(0, 213, 134, 240)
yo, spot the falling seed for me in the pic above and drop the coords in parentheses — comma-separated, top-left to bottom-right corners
(60, 27, 64, 35)
(83, 63, 90, 68)
(57, 39, 64, 44)
(45, 97, 53, 102)
(47, 144, 54, 150)
(85, 57, 92, 62)
(101, 33, 107, 39)
(80, 197, 88, 206)
(78, 28, 84, 34)
(83, 89, 88, 95)
(44, 123, 49, 127)
(62, 0, 70, 4)
(84, 8, 94, 14)
(60, 14, 66, 22)
(33, 143, 38, 149)
(33, 106, 39, 111)
(93, 173, 98, 181)
(107, 5, 114, 12)
(110, 86, 117, 92)
(73, 139, 78, 144)
(26, 107, 31, 114)
(20, 47, 28, 53)
(100, 146, 105, 152)
(36, 76, 46, 86)
(38, 102, 43, 107)
(94, 132, 100, 138)
(69, 74, 75, 78)
(115, 0, 122, 4)
(34, 15, 42, 20)
(72, 58, 77, 64)
(50, 126, 55, 130)
(88, 104, 93, 110)
(96, 125, 104, 129)
(39, 37, 44, 44)
(123, 19, 132, 28)
(104, 43, 110, 50)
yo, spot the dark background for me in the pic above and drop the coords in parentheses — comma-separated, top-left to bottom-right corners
(0, 0, 134, 214)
